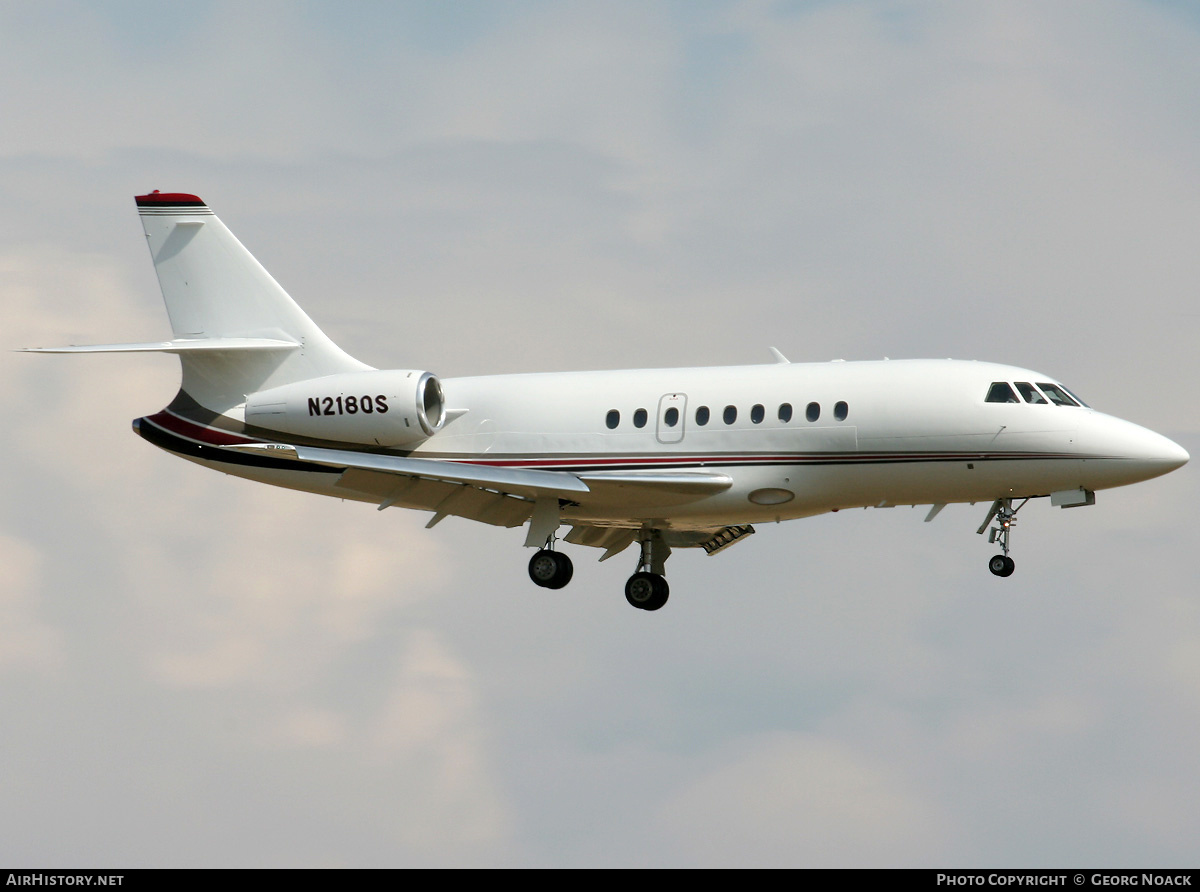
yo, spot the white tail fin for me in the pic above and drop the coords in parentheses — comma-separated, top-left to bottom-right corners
(135, 191, 370, 411)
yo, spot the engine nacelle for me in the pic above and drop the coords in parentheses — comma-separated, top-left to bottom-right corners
(244, 369, 445, 447)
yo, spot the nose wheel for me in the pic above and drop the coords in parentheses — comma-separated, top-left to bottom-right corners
(988, 554, 1015, 577)
(978, 498, 1025, 577)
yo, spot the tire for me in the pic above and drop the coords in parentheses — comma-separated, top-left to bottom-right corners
(625, 572, 658, 609)
(643, 575, 670, 611)
(544, 552, 573, 589)
(626, 572, 669, 610)
(988, 555, 1008, 577)
(529, 550, 561, 587)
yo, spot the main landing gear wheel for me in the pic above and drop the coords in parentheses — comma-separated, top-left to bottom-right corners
(625, 572, 669, 611)
(988, 555, 1015, 577)
(528, 550, 573, 589)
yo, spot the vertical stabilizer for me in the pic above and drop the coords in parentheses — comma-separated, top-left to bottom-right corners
(135, 191, 370, 412)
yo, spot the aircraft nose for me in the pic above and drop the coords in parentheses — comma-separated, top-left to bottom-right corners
(1156, 435, 1190, 472)
(1130, 423, 1189, 471)
(1097, 417, 1189, 481)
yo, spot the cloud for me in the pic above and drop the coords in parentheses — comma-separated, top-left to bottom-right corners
(0, 533, 64, 673)
(653, 732, 954, 866)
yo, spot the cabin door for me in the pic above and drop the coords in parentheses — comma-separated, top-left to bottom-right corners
(656, 393, 687, 444)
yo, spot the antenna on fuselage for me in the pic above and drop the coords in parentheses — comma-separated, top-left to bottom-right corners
(768, 346, 790, 364)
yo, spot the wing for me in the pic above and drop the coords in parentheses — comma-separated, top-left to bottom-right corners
(221, 444, 732, 535)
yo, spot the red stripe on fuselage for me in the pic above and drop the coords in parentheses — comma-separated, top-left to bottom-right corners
(141, 410, 1091, 471)
(145, 411, 259, 447)
(446, 452, 1080, 469)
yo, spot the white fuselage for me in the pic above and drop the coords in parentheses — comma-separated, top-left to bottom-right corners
(182, 358, 1186, 533)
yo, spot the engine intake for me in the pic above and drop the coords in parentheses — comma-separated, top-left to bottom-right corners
(245, 369, 445, 447)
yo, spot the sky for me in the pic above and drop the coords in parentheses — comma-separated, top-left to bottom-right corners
(2, 0, 1198, 868)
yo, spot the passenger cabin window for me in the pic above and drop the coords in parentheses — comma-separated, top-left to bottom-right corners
(1015, 382, 1047, 404)
(986, 382, 1019, 403)
(695, 406, 710, 426)
(633, 408, 648, 428)
(605, 409, 620, 429)
(806, 402, 820, 422)
(751, 404, 765, 424)
(723, 405, 737, 424)
(664, 407, 679, 427)
(779, 403, 793, 422)
(834, 401, 848, 421)
(1037, 383, 1080, 407)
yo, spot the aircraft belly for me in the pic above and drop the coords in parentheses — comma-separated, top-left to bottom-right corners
(556, 454, 1093, 527)
(797, 458, 1087, 506)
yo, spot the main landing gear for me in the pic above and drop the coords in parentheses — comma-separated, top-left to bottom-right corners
(528, 546, 573, 590)
(978, 498, 1026, 577)
(625, 531, 670, 611)
(527, 529, 673, 611)
(625, 572, 669, 611)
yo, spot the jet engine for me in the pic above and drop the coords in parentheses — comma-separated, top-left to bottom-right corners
(244, 369, 445, 447)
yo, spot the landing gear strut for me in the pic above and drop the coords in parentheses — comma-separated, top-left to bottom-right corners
(625, 531, 670, 610)
(528, 540, 573, 590)
(978, 498, 1026, 577)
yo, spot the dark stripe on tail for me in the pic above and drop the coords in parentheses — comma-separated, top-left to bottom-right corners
(133, 416, 341, 475)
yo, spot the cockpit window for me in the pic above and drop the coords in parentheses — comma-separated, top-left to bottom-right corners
(1037, 383, 1080, 407)
(1015, 382, 1047, 404)
(1062, 386, 1089, 408)
(985, 382, 1019, 403)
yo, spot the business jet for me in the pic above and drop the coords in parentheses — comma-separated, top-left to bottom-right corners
(23, 192, 1189, 610)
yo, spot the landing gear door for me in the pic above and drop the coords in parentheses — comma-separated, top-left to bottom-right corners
(656, 393, 687, 444)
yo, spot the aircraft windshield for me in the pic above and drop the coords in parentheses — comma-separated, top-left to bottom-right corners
(1037, 383, 1081, 407)
(1015, 382, 1047, 404)
(987, 380, 1089, 407)
(1062, 386, 1089, 407)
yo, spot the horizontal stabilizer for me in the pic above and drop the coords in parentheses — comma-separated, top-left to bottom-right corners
(21, 338, 300, 355)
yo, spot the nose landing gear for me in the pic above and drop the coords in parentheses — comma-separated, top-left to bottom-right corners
(978, 498, 1025, 577)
